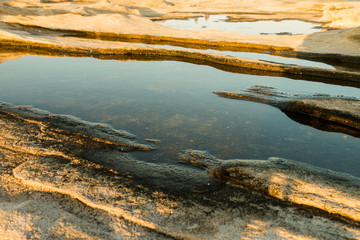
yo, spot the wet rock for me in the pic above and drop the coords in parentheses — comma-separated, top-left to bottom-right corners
(0, 0, 359, 70)
(2, 102, 360, 239)
(145, 138, 161, 145)
(11, 154, 360, 239)
(0, 102, 152, 151)
(0, 0, 359, 238)
(181, 149, 360, 223)
(214, 85, 360, 134)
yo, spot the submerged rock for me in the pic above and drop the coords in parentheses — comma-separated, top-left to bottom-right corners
(214, 85, 360, 135)
(1, 102, 360, 239)
(145, 138, 162, 145)
(0, 102, 152, 151)
(0, 0, 360, 238)
(181, 149, 360, 222)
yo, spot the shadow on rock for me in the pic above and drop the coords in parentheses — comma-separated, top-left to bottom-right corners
(1, 102, 360, 239)
(214, 85, 360, 137)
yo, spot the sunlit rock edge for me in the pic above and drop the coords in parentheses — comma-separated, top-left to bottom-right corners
(0, 102, 360, 239)
(1, 0, 360, 239)
(214, 85, 360, 132)
(0, 0, 360, 84)
(181, 149, 360, 222)
(0, 0, 360, 60)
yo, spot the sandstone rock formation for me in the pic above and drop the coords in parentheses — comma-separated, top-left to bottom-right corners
(214, 85, 360, 137)
(1, 103, 360, 239)
(1, 0, 360, 238)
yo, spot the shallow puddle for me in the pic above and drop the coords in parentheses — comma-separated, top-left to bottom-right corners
(1, 56, 360, 177)
(158, 15, 322, 35)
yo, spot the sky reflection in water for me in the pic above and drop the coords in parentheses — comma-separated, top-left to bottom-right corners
(0, 56, 359, 177)
(158, 15, 322, 35)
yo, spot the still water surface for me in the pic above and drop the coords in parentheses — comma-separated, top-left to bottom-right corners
(1, 56, 359, 176)
(151, 44, 334, 69)
(158, 15, 322, 35)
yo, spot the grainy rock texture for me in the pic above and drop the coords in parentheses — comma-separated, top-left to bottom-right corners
(214, 85, 360, 136)
(1, 0, 360, 239)
(0, 0, 359, 57)
(1, 103, 360, 239)
(181, 150, 360, 222)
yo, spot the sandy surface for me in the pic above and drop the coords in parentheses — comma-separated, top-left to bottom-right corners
(1, 0, 360, 239)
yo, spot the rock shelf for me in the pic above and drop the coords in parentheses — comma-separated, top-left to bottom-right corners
(181, 150, 360, 222)
(214, 85, 360, 135)
(0, 102, 359, 239)
(1, 0, 360, 238)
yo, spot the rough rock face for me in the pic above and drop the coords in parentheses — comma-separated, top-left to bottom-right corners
(181, 150, 360, 222)
(0, 0, 360, 57)
(1, 103, 360, 239)
(321, 2, 360, 28)
(1, 0, 360, 239)
(214, 85, 360, 136)
(1, 0, 360, 85)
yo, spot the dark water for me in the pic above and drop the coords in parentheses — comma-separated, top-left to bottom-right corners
(158, 15, 322, 35)
(1, 56, 360, 177)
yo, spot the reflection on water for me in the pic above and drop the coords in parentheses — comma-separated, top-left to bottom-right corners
(158, 15, 322, 35)
(207, 50, 335, 69)
(0, 56, 360, 177)
(152, 44, 334, 69)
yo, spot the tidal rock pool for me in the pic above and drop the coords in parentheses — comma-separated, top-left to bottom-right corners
(1, 56, 360, 177)
(157, 15, 322, 35)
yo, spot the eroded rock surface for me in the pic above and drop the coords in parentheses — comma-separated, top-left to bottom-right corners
(181, 150, 360, 222)
(1, 103, 360, 239)
(214, 85, 360, 136)
(0, 0, 359, 62)
(1, 0, 360, 239)
(0, 0, 360, 87)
